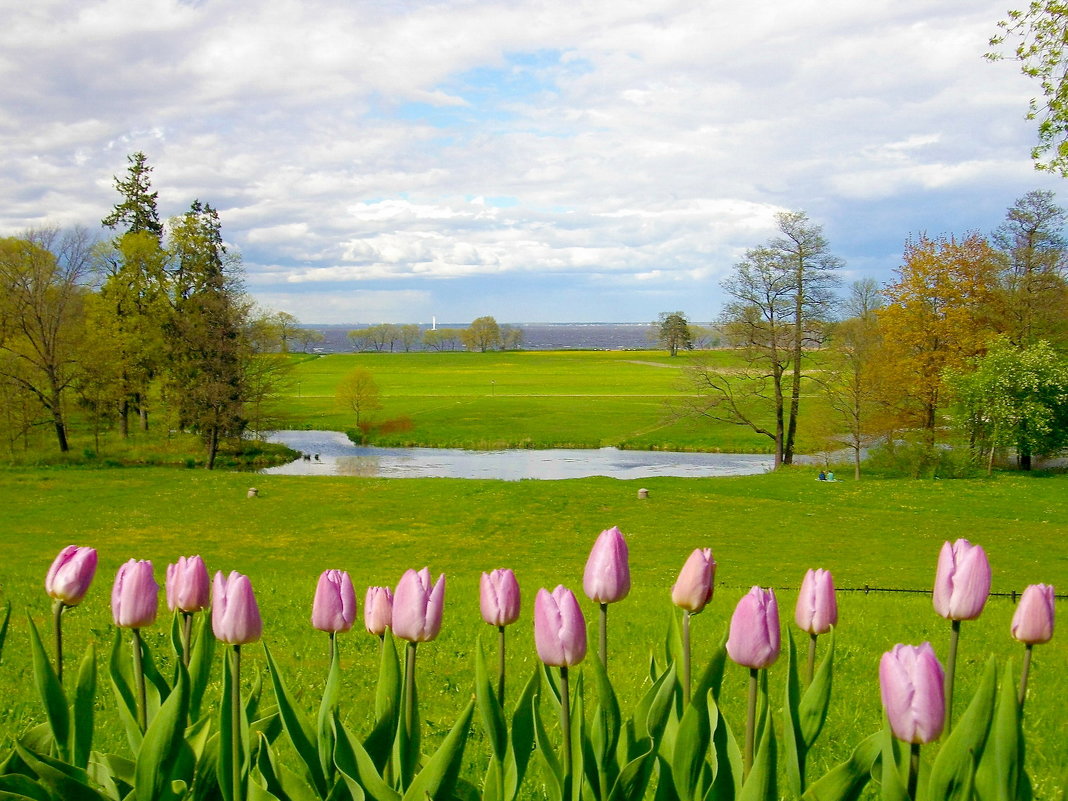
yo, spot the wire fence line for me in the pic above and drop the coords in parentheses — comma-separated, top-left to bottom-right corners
(774, 585, 1067, 602)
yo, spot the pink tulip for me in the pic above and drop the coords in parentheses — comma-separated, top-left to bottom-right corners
(480, 568, 521, 627)
(312, 569, 357, 633)
(534, 586, 587, 667)
(933, 539, 991, 621)
(795, 568, 838, 635)
(671, 548, 716, 613)
(166, 555, 210, 613)
(726, 586, 781, 669)
(212, 571, 262, 645)
(46, 545, 98, 606)
(364, 586, 393, 635)
(583, 525, 630, 604)
(392, 567, 445, 643)
(879, 642, 946, 744)
(1011, 584, 1055, 645)
(111, 559, 159, 629)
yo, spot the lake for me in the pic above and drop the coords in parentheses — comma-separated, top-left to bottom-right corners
(261, 430, 773, 480)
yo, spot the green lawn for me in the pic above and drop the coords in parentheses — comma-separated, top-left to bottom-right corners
(277, 350, 817, 452)
(1, 467, 1065, 793)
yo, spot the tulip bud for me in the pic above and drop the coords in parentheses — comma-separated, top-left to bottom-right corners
(392, 567, 445, 643)
(212, 571, 263, 645)
(671, 548, 716, 613)
(111, 559, 159, 629)
(312, 569, 357, 633)
(583, 526, 630, 604)
(879, 642, 946, 744)
(364, 586, 393, 635)
(795, 568, 838, 635)
(166, 555, 210, 613)
(1011, 584, 1055, 645)
(534, 585, 587, 667)
(932, 539, 991, 621)
(45, 545, 97, 606)
(480, 568, 521, 627)
(726, 586, 781, 669)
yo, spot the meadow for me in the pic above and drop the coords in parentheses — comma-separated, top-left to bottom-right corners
(274, 350, 796, 453)
(1, 465, 1066, 796)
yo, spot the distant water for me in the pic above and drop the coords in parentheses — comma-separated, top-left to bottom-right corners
(308, 323, 662, 353)
(262, 430, 773, 480)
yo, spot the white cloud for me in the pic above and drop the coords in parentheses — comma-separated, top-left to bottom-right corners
(1, 0, 1063, 321)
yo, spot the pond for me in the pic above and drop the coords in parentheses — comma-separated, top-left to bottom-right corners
(261, 430, 774, 480)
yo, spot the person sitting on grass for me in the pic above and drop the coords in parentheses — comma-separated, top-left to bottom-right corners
(818, 470, 827, 481)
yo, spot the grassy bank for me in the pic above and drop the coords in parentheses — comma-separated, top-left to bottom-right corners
(2, 466, 1066, 792)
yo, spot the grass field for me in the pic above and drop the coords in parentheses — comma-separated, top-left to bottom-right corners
(274, 350, 812, 452)
(2, 466, 1066, 794)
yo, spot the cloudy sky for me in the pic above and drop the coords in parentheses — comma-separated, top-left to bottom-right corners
(1, 0, 1061, 324)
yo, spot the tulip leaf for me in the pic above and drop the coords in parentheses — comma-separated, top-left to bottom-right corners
(800, 627, 834, 748)
(974, 660, 1022, 801)
(532, 684, 563, 796)
(643, 663, 678, 748)
(402, 698, 474, 801)
(707, 693, 743, 801)
(587, 649, 622, 799)
(188, 612, 216, 722)
(108, 629, 143, 755)
(135, 633, 169, 724)
(317, 641, 342, 787)
(877, 724, 910, 801)
(0, 771, 55, 801)
(665, 611, 685, 695)
(475, 637, 508, 762)
(691, 627, 728, 704)
(25, 614, 70, 763)
(333, 712, 400, 801)
(0, 601, 11, 663)
(782, 630, 806, 798)
(262, 642, 328, 797)
(502, 665, 540, 801)
(71, 643, 96, 771)
(13, 742, 111, 801)
(375, 633, 401, 727)
(671, 684, 712, 801)
(738, 676, 776, 801)
(800, 731, 879, 801)
(134, 662, 191, 801)
(928, 655, 997, 801)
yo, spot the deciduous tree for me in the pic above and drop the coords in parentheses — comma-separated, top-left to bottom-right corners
(462, 316, 501, 352)
(656, 311, 693, 356)
(874, 233, 1002, 439)
(336, 367, 382, 428)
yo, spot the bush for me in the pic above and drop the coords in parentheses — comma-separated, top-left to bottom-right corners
(866, 437, 981, 479)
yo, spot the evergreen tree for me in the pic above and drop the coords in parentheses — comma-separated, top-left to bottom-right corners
(164, 201, 248, 469)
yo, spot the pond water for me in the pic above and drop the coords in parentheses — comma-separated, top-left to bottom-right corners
(261, 430, 774, 480)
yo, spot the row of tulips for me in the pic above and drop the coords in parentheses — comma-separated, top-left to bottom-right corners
(7, 529, 1058, 801)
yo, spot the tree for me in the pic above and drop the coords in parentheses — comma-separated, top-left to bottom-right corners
(292, 327, 325, 353)
(948, 337, 1068, 471)
(819, 281, 885, 479)
(501, 324, 524, 351)
(273, 311, 300, 353)
(99, 153, 169, 436)
(682, 211, 840, 467)
(989, 5, 1068, 174)
(874, 233, 1002, 439)
(462, 316, 501, 352)
(398, 324, 422, 352)
(336, 367, 382, 428)
(992, 190, 1068, 347)
(423, 327, 463, 351)
(164, 201, 248, 469)
(656, 312, 693, 356)
(0, 228, 95, 452)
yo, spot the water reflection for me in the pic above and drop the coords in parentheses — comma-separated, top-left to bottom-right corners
(262, 430, 773, 480)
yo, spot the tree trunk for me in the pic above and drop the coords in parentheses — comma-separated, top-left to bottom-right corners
(120, 398, 129, 439)
(853, 445, 861, 480)
(206, 427, 219, 470)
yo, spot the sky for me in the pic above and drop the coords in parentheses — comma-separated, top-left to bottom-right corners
(1, 0, 1063, 324)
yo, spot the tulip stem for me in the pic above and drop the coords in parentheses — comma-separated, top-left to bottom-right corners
(329, 631, 337, 666)
(599, 602, 608, 672)
(806, 632, 818, 687)
(181, 611, 193, 668)
(52, 600, 65, 685)
(907, 742, 920, 800)
(231, 645, 242, 801)
(682, 611, 691, 707)
(560, 666, 572, 801)
(497, 625, 507, 706)
(132, 628, 147, 733)
(744, 668, 757, 781)
(944, 619, 960, 735)
(1018, 643, 1033, 709)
